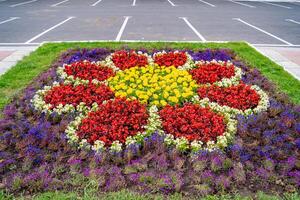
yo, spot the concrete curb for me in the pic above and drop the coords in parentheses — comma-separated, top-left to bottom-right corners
(0, 46, 39, 75)
(249, 44, 300, 80)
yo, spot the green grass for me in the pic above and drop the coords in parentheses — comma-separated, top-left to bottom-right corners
(0, 41, 299, 112)
(1, 189, 300, 200)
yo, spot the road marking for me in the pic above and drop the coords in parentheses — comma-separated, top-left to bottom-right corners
(116, 16, 131, 41)
(25, 17, 75, 44)
(262, 2, 291, 9)
(132, 0, 136, 6)
(228, 0, 255, 8)
(180, 17, 206, 42)
(51, 0, 69, 7)
(91, 0, 102, 6)
(0, 0, 8, 2)
(233, 18, 292, 46)
(0, 17, 20, 25)
(10, 0, 38, 7)
(286, 19, 300, 25)
(167, 0, 177, 6)
(198, 0, 215, 7)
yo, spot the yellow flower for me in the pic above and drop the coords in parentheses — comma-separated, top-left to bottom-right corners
(160, 100, 167, 106)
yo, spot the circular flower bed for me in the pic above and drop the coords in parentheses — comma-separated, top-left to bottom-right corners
(32, 50, 269, 152)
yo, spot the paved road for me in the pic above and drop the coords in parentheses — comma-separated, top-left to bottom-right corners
(0, 0, 299, 45)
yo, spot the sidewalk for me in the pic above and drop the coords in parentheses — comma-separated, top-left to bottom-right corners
(0, 45, 39, 75)
(254, 46, 300, 80)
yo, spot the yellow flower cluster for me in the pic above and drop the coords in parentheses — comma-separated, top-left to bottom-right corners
(108, 65, 198, 107)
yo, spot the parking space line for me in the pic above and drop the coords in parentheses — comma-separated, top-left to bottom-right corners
(198, 0, 215, 7)
(51, 0, 69, 7)
(0, 17, 20, 25)
(91, 0, 102, 6)
(25, 17, 75, 44)
(167, 0, 177, 6)
(10, 0, 38, 7)
(286, 19, 300, 25)
(262, 2, 291, 9)
(233, 18, 292, 45)
(228, 0, 255, 8)
(180, 17, 206, 41)
(116, 16, 131, 41)
(132, 0, 136, 6)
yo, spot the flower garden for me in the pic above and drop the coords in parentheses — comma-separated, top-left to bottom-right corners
(0, 43, 299, 199)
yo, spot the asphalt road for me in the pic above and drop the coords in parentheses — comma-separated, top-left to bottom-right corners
(0, 0, 299, 46)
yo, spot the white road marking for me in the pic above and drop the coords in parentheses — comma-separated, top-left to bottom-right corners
(91, 0, 102, 6)
(25, 17, 75, 44)
(0, 0, 8, 2)
(228, 0, 255, 8)
(262, 2, 291, 9)
(0, 17, 20, 25)
(198, 0, 215, 7)
(51, 0, 69, 7)
(180, 17, 206, 42)
(115, 16, 131, 41)
(167, 0, 176, 6)
(132, 0, 136, 6)
(233, 18, 292, 46)
(286, 19, 300, 25)
(10, 0, 38, 7)
(1, 42, 300, 48)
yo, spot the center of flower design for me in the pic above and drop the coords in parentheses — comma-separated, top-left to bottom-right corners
(108, 65, 198, 107)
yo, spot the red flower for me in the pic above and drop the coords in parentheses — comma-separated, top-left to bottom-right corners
(154, 51, 187, 67)
(44, 83, 115, 109)
(159, 104, 226, 142)
(76, 98, 149, 146)
(190, 62, 235, 84)
(64, 61, 115, 82)
(197, 83, 260, 110)
(112, 50, 148, 70)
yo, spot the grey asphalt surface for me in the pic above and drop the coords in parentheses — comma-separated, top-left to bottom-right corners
(0, 0, 299, 45)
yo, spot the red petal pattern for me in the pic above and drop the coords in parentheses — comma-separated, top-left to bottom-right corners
(197, 83, 260, 110)
(159, 104, 226, 142)
(76, 98, 149, 146)
(44, 83, 115, 109)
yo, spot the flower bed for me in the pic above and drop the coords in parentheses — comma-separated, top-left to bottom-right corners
(0, 47, 299, 197)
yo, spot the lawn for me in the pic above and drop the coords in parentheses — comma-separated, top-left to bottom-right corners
(0, 42, 299, 199)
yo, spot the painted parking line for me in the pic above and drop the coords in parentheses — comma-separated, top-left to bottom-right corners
(167, 0, 177, 6)
(198, 0, 215, 7)
(51, 0, 69, 7)
(262, 2, 292, 9)
(10, 0, 38, 7)
(0, 17, 20, 25)
(25, 17, 75, 44)
(286, 19, 300, 25)
(228, 0, 255, 8)
(179, 17, 206, 41)
(233, 18, 292, 45)
(132, 0, 136, 6)
(91, 0, 102, 6)
(116, 16, 131, 41)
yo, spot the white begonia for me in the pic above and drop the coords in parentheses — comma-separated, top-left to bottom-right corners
(110, 140, 123, 152)
(92, 140, 105, 152)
